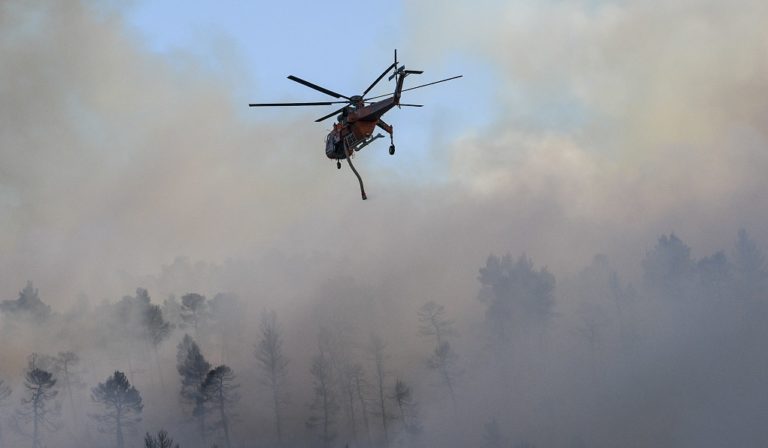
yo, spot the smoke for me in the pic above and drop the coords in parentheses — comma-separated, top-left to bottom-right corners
(1, 0, 768, 447)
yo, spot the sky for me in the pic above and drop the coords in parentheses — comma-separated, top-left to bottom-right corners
(124, 0, 497, 175)
(1, 0, 767, 302)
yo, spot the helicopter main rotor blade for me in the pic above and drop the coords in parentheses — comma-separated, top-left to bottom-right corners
(399, 104, 423, 107)
(287, 75, 350, 100)
(364, 75, 463, 101)
(249, 101, 349, 107)
(362, 62, 397, 97)
(315, 105, 348, 123)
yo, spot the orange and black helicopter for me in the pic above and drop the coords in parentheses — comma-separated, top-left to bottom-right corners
(249, 50, 461, 200)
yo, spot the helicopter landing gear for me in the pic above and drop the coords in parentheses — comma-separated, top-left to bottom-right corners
(337, 160, 341, 169)
(389, 145, 395, 155)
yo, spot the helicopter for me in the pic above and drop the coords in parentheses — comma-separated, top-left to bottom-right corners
(249, 50, 462, 200)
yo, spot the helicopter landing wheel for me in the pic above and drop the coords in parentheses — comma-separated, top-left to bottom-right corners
(337, 160, 341, 169)
(389, 145, 395, 155)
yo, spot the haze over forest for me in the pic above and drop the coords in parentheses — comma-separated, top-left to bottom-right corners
(2, 1, 768, 448)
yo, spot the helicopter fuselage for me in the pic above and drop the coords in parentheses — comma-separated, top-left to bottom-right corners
(324, 95, 399, 159)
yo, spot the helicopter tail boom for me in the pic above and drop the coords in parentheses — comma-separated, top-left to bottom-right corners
(393, 68, 422, 104)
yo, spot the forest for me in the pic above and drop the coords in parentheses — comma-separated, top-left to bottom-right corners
(0, 229, 767, 448)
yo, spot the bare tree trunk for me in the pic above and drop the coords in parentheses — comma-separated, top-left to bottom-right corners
(152, 345, 166, 389)
(322, 386, 330, 448)
(116, 407, 124, 448)
(397, 399, 406, 426)
(377, 370, 388, 446)
(441, 363, 458, 414)
(219, 397, 231, 448)
(61, 364, 78, 427)
(272, 381, 283, 446)
(346, 384, 358, 443)
(33, 394, 40, 448)
(198, 406, 207, 444)
(355, 374, 371, 446)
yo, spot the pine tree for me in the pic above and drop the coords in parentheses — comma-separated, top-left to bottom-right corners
(350, 363, 372, 445)
(391, 379, 411, 425)
(732, 229, 767, 301)
(144, 303, 172, 387)
(641, 234, 694, 299)
(389, 378, 422, 445)
(16, 367, 59, 448)
(53, 351, 83, 426)
(177, 334, 211, 441)
(418, 301, 459, 410)
(306, 348, 338, 448)
(0, 281, 51, 323)
(0, 379, 11, 448)
(91, 371, 143, 448)
(209, 293, 244, 365)
(254, 310, 288, 446)
(180, 293, 208, 338)
(144, 430, 180, 448)
(417, 302, 455, 346)
(202, 365, 240, 448)
(478, 253, 555, 343)
(369, 334, 390, 446)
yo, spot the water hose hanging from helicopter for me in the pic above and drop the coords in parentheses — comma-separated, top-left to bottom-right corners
(345, 148, 367, 200)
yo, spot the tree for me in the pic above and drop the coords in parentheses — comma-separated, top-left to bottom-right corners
(427, 341, 459, 409)
(732, 229, 767, 301)
(91, 371, 143, 448)
(111, 290, 148, 382)
(26, 353, 56, 373)
(53, 351, 84, 426)
(0, 379, 10, 404)
(144, 430, 180, 448)
(418, 301, 459, 410)
(180, 293, 208, 337)
(162, 295, 183, 328)
(696, 251, 731, 301)
(202, 365, 240, 448)
(390, 378, 422, 446)
(0, 281, 51, 323)
(349, 363, 372, 445)
(145, 303, 172, 349)
(144, 302, 172, 387)
(642, 233, 695, 299)
(338, 362, 362, 444)
(124, 289, 173, 350)
(111, 289, 172, 387)
(0, 379, 11, 448)
(390, 378, 412, 426)
(177, 334, 211, 441)
(417, 302, 455, 346)
(368, 333, 390, 446)
(254, 310, 289, 446)
(481, 419, 507, 448)
(209, 293, 245, 365)
(315, 326, 361, 445)
(478, 253, 555, 344)
(16, 367, 58, 448)
(306, 348, 338, 448)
